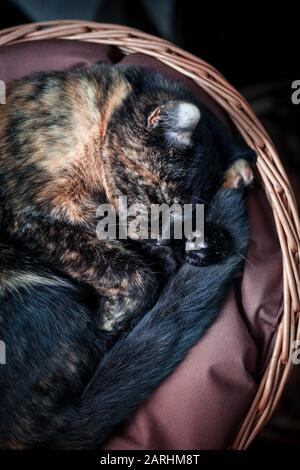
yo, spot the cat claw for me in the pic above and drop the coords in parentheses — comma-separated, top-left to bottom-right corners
(223, 159, 254, 189)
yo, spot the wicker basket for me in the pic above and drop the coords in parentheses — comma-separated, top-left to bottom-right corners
(0, 20, 299, 450)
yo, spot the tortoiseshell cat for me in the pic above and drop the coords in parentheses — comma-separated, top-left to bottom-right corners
(0, 64, 255, 449)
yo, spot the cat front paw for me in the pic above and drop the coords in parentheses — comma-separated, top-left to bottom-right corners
(154, 244, 178, 277)
(223, 158, 254, 189)
(143, 242, 178, 279)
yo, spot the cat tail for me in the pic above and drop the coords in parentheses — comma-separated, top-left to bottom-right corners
(53, 188, 249, 449)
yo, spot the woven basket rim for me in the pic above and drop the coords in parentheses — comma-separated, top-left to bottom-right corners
(0, 20, 299, 450)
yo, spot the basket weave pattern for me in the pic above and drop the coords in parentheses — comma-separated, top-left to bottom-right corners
(0, 20, 299, 449)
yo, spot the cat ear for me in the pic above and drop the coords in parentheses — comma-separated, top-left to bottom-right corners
(148, 101, 201, 146)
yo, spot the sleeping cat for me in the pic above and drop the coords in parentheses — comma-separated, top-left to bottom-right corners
(0, 64, 255, 449)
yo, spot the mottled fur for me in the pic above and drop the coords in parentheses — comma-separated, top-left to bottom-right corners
(0, 64, 255, 448)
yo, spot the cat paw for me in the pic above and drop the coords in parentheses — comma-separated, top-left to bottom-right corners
(223, 159, 254, 189)
(155, 244, 178, 277)
(145, 242, 178, 278)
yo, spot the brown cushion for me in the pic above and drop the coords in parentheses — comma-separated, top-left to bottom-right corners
(0, 39, 283, 449)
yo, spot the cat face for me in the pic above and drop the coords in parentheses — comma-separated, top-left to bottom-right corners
(102, 97, 202, 241)
(103, 98, 201, 204)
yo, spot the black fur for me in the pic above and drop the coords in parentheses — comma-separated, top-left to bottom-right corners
(0, 187, 248, 449)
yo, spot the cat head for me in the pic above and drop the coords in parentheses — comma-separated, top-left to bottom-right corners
(99, 67, 207, 243)
(103, 98, 201, 196)
(99, 67, 254, 242)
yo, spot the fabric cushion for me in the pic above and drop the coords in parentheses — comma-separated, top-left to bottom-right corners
(0, 39, 283, 449)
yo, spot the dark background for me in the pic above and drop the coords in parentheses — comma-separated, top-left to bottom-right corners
(1, 0, 299, 449)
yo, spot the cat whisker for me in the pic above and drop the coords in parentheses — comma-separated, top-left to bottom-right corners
(235, 250, 256, 270)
